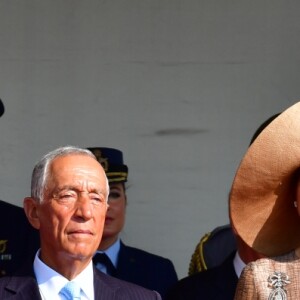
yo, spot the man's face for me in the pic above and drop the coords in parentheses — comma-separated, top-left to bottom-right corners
(35, 154, 108, 266)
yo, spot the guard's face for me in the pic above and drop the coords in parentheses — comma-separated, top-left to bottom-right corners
(102, 182, 126, 244)
(28, 155, 108, 268)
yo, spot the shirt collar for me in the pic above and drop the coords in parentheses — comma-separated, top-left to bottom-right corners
(233, 251, 246, 278)
(34, 249, 95, 300)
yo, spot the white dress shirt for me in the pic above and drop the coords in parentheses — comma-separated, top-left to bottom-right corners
(33, 250, 95, 300)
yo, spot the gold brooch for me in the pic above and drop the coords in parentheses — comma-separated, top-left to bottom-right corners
(268, 272, 290, 300)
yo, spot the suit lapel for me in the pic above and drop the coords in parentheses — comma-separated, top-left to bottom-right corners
(116, 242, 137, 280)
(94, 267, 118, 299)
(4, 276, 42, 300)
(214, 252, 238, 296)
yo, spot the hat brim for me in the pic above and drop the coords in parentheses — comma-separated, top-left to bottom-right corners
(229, 102, 300, 256)
(106, 165, 128, 183)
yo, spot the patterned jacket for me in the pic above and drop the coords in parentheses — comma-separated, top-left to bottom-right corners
(235, 251, 299, 299)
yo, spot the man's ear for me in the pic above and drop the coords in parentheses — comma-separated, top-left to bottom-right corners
(23, 197, 41, 230)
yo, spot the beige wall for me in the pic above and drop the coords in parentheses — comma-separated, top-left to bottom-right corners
(0, 1, 299, 278)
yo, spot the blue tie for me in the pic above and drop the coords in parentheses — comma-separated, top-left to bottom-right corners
(60, 281, 81, 300)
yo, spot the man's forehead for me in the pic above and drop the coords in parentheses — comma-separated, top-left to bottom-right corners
(48, 155, 106, 184)
(51, 154, 101, 170)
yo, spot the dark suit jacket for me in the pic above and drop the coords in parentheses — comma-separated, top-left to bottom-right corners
(113, 241, 178, 299)
(0, 267, 162, 299)
(0, 200, 40, 277)
(165, 252, 238, 300)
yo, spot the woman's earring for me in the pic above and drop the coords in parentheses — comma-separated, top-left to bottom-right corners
(294, 201, 298, 208)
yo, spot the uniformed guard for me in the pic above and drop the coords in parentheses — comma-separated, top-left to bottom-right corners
(0, 100, 40, 276)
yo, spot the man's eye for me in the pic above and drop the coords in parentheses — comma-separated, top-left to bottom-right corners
(92, 196, 101, 202)
(60, 193, 76, 199)
(89, 194, 104, 203)
(53, 191, 77, 200)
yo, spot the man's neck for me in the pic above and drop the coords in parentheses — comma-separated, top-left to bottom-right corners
(39, 249, 91, 280)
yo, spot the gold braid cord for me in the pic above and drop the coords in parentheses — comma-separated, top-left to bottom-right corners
(188, 232, 211, 275)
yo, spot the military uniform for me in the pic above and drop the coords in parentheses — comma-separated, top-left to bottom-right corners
(0, 200, 40, 276)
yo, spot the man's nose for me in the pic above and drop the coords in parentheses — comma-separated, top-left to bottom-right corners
(74, 193, 93, 220)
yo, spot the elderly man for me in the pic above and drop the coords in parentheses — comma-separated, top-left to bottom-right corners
(0, 146, 161, 299)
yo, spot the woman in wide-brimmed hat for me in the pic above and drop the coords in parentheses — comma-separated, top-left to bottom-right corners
(230, 102, 300, 300)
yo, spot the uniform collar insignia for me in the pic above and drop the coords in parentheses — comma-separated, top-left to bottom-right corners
(0, 240, 7, 254)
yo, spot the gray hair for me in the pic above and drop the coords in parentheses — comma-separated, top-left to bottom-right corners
(31, 145, 109, 202)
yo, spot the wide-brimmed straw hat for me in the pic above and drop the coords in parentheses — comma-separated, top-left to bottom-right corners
(229, 102, 300, 257)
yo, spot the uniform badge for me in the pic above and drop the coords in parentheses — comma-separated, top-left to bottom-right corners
(0, 240, 7, 254)
(0, 239, 12, 263)
(93, 149, 109, 171)
(268, 271, 290, 300)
